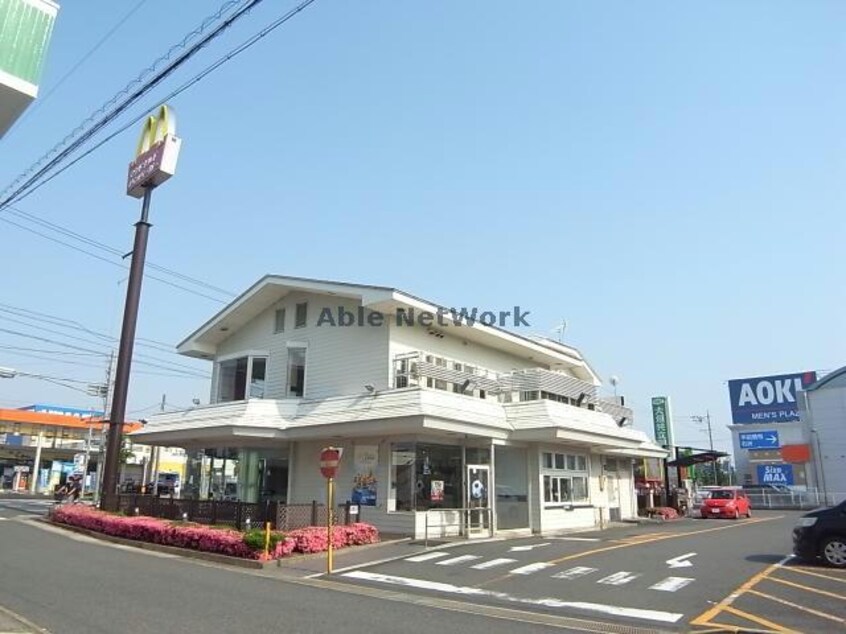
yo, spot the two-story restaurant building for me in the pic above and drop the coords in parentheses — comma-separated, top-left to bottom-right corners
(132, 276, 666, 537)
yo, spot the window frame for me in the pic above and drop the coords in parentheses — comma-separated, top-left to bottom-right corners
(285, 345, 307, 398)
(215, 351, 269, 402)
(540, 449, 590, 507)
(274, 308, 286, 334)
(294, 302, 308, 328)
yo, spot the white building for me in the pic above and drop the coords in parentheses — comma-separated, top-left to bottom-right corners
(799, 366, 846, 504)
(132, 276, 666, 537)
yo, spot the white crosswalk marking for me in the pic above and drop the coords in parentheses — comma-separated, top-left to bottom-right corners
(471, 558, 517, 570)
(597, 571, 640, 586)
(436, 555, 481, 566)
(552, 566, 598, 580)
(510, 562, 554, 575)
(405, 552, 451, 563)
(650, 577, 695, 592)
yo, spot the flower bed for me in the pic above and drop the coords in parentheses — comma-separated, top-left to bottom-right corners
(50, 505, 379, 561)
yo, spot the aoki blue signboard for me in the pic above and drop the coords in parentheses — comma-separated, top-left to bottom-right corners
(739, 430, 779, 450)
(757, 464, 794, 486)
(727, 371, 817, 424)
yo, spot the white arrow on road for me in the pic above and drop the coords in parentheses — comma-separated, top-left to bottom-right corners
(666, 552, 697, 568)
(509, 542, 550, 552)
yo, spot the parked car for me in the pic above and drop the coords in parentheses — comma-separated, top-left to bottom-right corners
(792, 500, 846, 568)
(699, 488, 751, 519)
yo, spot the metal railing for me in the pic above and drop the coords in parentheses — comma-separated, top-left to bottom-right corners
(424, 507, 494, 547)
(114, 495, 356, 531)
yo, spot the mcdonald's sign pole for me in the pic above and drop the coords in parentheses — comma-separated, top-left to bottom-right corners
(100, 105, 182, 510)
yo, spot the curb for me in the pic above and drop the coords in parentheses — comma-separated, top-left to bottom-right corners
(0, 604, 49, 633)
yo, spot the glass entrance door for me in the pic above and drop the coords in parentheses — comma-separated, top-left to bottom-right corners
(466, 464, 491, 536)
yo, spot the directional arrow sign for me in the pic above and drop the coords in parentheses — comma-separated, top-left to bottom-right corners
(666, 552, 697, 569)
(739, 431, 779, 450)
(509, 542, 550, 552)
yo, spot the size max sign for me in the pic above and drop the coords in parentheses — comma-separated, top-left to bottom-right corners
(727, 372, 817, 424)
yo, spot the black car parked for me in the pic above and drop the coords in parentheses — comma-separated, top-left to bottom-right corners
(792, 500, 846, 568)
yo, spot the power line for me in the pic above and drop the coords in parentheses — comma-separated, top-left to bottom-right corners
(0, 0, 254, 206)
(2, 0, 320, 209)
(9, 0, 154, 135)
(0, 214, 231, 304)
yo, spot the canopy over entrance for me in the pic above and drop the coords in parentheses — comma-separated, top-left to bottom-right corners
(667, 450, 728, 467)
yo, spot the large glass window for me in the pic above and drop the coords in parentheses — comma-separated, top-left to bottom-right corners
(286, 347, 306, 397)
(390, 442, 463, 511)
(218, 356, 267, 402)
(541, 450, 589, 506)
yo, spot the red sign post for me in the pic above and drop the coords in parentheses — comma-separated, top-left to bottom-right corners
(320, 446, 343, 573)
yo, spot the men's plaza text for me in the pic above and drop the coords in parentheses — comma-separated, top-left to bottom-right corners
(315, 306, 531, 328)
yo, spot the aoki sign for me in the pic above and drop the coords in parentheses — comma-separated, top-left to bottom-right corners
(727, 371, 817, 425)
(126, 104, 182, 198)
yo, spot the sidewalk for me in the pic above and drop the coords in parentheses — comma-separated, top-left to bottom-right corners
(0, 605, 46, 633)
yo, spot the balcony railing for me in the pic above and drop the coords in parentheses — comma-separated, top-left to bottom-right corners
(393, 351, 633, 424)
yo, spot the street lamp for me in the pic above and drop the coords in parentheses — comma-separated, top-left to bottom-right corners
(691, 412, 718, 486)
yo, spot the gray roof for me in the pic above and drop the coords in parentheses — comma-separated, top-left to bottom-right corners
(805, 365, 846, 392)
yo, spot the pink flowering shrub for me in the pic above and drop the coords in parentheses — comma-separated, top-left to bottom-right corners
(647, 506, 680, 520)
(50, 506, 379, 560)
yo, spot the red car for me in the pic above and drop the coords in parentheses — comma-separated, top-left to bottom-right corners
(700, 488, 751, 519)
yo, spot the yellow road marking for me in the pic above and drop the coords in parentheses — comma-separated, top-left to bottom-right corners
(766, 575, 846, 600)
(781, 566, 846, 584)
(746, 588, 845, 624)
(480, 515, 782, 589)
(721, 605, 796, 633)
(689, 557, 786, 626)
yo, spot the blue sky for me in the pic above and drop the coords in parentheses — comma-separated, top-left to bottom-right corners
(1, 1, 843, 453)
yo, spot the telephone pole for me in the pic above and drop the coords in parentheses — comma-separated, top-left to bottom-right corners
(691, 411, 718, 485)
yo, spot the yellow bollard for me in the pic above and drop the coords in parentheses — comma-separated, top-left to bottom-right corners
(327, 476, 334, 574)
(264, 521, 271, 558)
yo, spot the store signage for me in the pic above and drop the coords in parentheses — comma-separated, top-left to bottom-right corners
(319, 446, 343, 479)
(651, 396, 675, 447)
(757, 464, 794, 486)
(728, 372, 817, 424)
(351, 445, 378, 506)
(739, 430, 780, 450)
(126, 104, 182, 198)
(431, 480, 445, 502)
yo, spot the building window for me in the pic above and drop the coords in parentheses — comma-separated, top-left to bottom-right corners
(295, 302, 307, 328)
(541, 450, 589, 506)
(274, 308, 286, 334)
(218, 356, 268, 402)
(286, 347, 306, 397)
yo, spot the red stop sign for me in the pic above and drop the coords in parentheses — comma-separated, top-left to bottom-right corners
(320, 446, 343, 479)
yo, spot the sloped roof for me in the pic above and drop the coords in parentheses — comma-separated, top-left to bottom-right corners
(805, 365, 846, 392)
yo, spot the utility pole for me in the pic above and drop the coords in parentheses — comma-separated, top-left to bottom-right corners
(691, 411, 718, 486)
(100, 105, 181, 511)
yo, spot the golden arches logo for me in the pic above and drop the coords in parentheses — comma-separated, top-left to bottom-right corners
(135, 105, 177, 158)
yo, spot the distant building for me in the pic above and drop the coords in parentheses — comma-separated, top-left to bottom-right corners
(0, 0, 60, 136)
(799, 367, 846, 504)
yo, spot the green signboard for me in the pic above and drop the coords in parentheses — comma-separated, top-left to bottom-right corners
(651, 396, 675, 447)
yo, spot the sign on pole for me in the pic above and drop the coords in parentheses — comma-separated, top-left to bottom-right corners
(739, 430, 780, 450)
(651, 396, 675, 447)
(126, 105, 182, 198)
(320, 446, 343, 575)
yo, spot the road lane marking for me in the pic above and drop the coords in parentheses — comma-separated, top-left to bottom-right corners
(721, 605, 796, 633)
(481, 515, 784, 590)
(552, 566, 598, 580)
(509, 562, 554, 575)
(405, 552, 451, 563)
(689, 555, 792, 628)
(745, 588, 845, 624)
(665, 552, 696, 568)
(341, 570, 684, 623)
(765, 575, 846, 600)
(780, 566, 846, 584)
(649, 577, 694, 592)
(548, 537, 600, 542)
(471, 558, 517, 570)
(437, 555, 481, 566)
(509, 542, 550, 552)
(596, 572, 640, 586)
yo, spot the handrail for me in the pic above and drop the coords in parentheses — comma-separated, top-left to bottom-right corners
(424, 506, 494, 548)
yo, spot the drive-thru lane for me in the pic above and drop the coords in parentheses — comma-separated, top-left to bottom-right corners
(333, 511, 801, 629)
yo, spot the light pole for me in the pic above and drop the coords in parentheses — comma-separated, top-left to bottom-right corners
(691, 411, 718, 486)
(100, 105, 181, 510)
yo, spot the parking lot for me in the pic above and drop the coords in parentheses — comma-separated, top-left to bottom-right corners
(332, 510, 845, 632)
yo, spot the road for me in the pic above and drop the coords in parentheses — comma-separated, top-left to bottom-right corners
(1, 500, 843, 633)
(331, 510, 845, 632)
(0, 499, 580, 634)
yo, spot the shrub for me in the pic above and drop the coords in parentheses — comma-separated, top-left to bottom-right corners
(50, 506, 379, 560)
